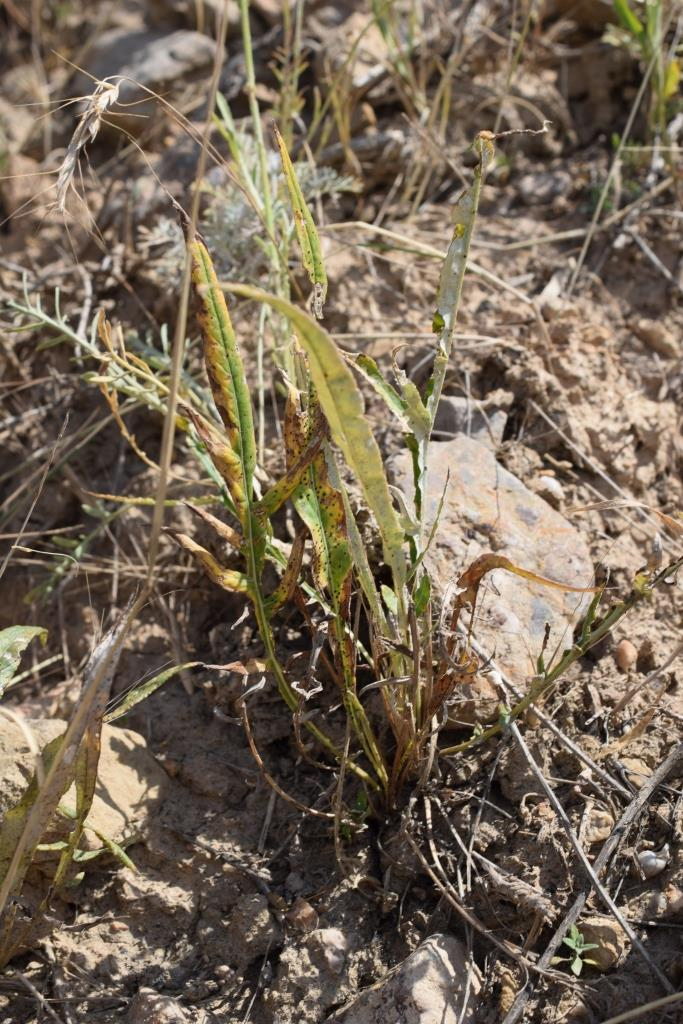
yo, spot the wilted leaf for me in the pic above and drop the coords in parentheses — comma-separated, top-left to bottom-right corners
(0, 626, 47, 698)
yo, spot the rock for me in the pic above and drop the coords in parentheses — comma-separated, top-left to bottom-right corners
(145, 0, 240, 31)
(286, 897, 319, 932)
(393, 436, 594, 687)
(662, 883, 683, 915)
(447, 672, 500, 727)
(224, 893, 281, 969)
(538, 272, 571, 320)
(266, 926, 356, 1021)
(585, 808, 614, 845)
(128, 988, 189, 1023)
(497, 743, 545, 803)
(578, 916, 627, 971)
(620, 757, 652, 788)
(0, 95, 35, 153)
(78, 29, 217, 131)
(636, 638, 656, 673)
(315, 10, 389, 94)
(518, 170, 571, 206)
(331, 934, 480, 1023)
(533, 475, 564, 509)
(0, 718, 166, 868)
(0, 154, 44, 234)
(615, 638, 638, 672)
(633, 318, 680, 359)
(542, 1, 614, 29)
(251, 0, 295, 24)
(310, 928, 349, 975)
(637, 844, 670, 879)
(433, 391, 511, 448)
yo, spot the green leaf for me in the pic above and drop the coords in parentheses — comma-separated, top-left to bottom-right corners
(570, 955, 583, 977)
(644, 1, 659, 49)
(263, 532, 305, 618)
(413, 573, 431, 617)
(189, 239, 256, 520)
(228, 285, 408, 619)
(256, 428, 325, 520)
(381, 584, 399, 616)
(427, 132, 494, 421)
(400, 378, 430, 440)
(613, 0, 645, 41)
(351, 354, 409, 425)
(0, 626, 47, 698)
(104, 661, 201, 724)
(410, 133, 492, 559)
(284, 386, 388, 789)
(274, 124, 328, 319)
(327, 455, 387, 633)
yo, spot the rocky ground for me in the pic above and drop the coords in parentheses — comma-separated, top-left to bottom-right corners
(1, 2, 682, 1022)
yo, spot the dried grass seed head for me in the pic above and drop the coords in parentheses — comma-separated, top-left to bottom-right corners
(55, 77, 121, 213)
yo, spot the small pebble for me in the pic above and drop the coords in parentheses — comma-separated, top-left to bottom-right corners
(585, 808, 614, 845)
(633, 318, 680, 359)
(615, 638, 638, 672)
(128, 989, 189, 1024)
(637, 844, 670, 879)
(286, 897, 318, 932)
(621, 756, 651, 788)
(535, 474, 564, 508)
(308, 928, 348, 975)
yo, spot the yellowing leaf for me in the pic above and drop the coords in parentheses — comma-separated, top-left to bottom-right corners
(228, 285, 408, 618)
(664, 59, 680, 101)
(189, 239, 256, 518)
(274, 124, 328, 318)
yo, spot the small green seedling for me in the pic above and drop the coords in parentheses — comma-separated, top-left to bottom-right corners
(551, 925, 600, 977)
(608, 0, 681, 141)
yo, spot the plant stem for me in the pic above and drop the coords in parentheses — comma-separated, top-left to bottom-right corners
(441, 557, 683, 756)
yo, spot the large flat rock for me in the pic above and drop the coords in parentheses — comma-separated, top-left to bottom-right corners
(394, 435, 594, 685)
(0, 719, 165, 860)
(330, 934, 479, 1024)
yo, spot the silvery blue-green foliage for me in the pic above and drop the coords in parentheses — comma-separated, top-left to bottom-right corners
(138, 126, 356, 290)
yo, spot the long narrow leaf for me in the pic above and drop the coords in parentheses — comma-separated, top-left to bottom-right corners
(189, 238, 256, 518)
(228, 285, 408, 614)
(256, 428, 325, 520)
(350, 353, 409, 425)
(105, 662, 201, 723)
(428, 132, 494, 419)
(0, 597, 139, 964)
(413, 132, 493, 546)
(326, 456, 387, 633)
(185, 406, 248, 510)
(274, 124, 328, 318)
(263, 532, 305, 617)
(166, 531, 251, 595)
(285, 388, 352, 606)
(614, 0, 645, 40)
